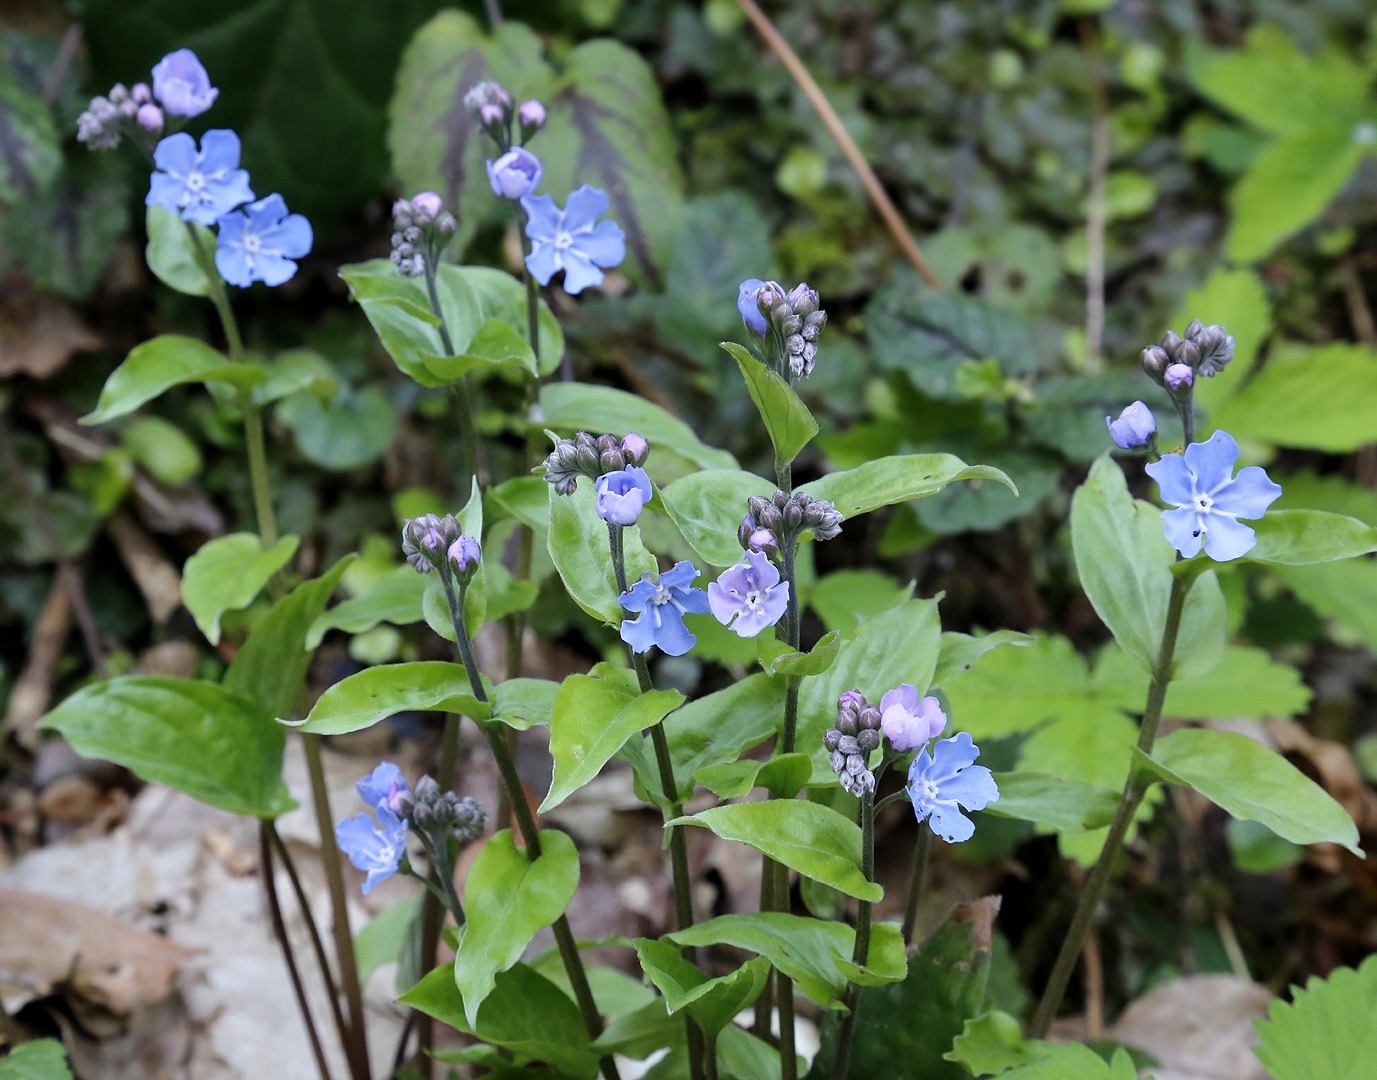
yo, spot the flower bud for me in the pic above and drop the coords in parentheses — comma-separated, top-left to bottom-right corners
(1140, 345, 1168, 379)
(823, 729, 842, 752)
(1184, 318, 1205, 340)
(738, 515, 756, 550)
(836, 711, 859, 737)
(118, 98, 139, 120)
(1106, 401, 1156, 450)
(856, 729, 880, 753)
(783, 501, 803, 530)
(1175, 340, 1200, 369)
(486, 147, 543, 200)
(447, 535, 482, 579)
(479, 102, 504, 128)
(829, 750, 845, 774)
(748, 528, 777, 552)
(838, 734, 860, 755)
(620, 433, 649, 466)
(1164, 363, 1193, 392)
(1161, 330, 1182, 356)
(599, 447, 627, 473)
(110, 83, 129, 103)
(574, 432, 601, 473)
(436, 212, 457, 235)
(412, 191, 443, 224)
(136, 104, 164, 132)
(131, 82, 152, 104)
(518, 99, 546, 132)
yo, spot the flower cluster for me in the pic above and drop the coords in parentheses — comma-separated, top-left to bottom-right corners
(390, 192, 457, 278)
(407, 775, 486, 837)
(1140, 318, 1236, 387)
(401, 513, 482, 582)
(737, 278, 828, 379)
(746, 490, 844, 544)
(543, 431, 650, 497)
(85, 50, 313, 289)
(464, 80, 545, 155)
(335, 763, 411, 894)
(619, 561, 712, 656)
(823, 692, 883, 795)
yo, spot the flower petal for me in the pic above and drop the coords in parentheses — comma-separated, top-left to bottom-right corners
(923, 731, 981, 784)
(152, 132, 197, 175)
(558, 248, 605, 295)
(577, 219, 626, 268)
(660, 560, 701, 592)
(1144, 454, 1193, 507)
(356, 763, 405, 808)
(1183, 430, 1240, 495)
(879, 684, 918, 714)
(619, 610, 659, 653)
(562, 184, 609, 232)
(939, 765, 999, 811)
(619, 578, 660, 614)
(525, 241, 561, 286)
(1161, 505, 1204, 558)
(198, 129, 242, 173)
(266, 214, 313, 259)
(926, 801, 976, 843)
(1211, 466, 1282, 520)
(653, 610, 697, 656)
(1201, 513, 1257, 562)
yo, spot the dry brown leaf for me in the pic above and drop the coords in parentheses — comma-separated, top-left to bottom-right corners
(1111, 974, 1272, 1080)
(0, 295, 100, 379)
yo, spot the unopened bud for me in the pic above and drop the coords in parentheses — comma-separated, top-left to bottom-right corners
(1164, 363, 1193, 392)
(621, 432, 649, 465)
(1140, 345, 1168, 379)
(412, 191, 443, 224)
(517, 99, 546, 131)
(131, 82, 152, 104)
(136, 104, 164, 132)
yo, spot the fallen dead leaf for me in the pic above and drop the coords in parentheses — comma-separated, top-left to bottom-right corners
(0, 294, 100, 379)
(1110, 974, 1272, 1080)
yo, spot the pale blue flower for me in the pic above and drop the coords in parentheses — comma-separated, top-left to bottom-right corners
(907, 731, 999, 843)
(595, 467, 653, 526)
(520, 185, 626, 294)
(151, 49, 218, 117)
(879, 685, 947, 752)
(487, 147, 543, 199)
(708, 550, 789, 638)
(214, 194, 312, 288)
(147, 130, 254, 225)
(1106, 400, 1155, 450)
(619, 560, 712, 656)
(1144, 429, 1282, 561)
(737, 278, 774, 336)
(356, 762, 409, 816)
(337, 762, 410, 894)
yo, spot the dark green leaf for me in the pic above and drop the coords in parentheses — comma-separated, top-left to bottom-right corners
(82, 335, 263, 425)
(275, 386, 397, 471)
(0, 66, 59, 202)
(0, 1037, 74, 1080)
(355, 894, 421, 987)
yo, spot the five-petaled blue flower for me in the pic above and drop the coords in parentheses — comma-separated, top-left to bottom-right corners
(595, 467, 653, 526)
(147, 129, 254, 225)
(336, 762, 410, 894)
(214, 194, 312, 287)
(907, 731, 999, 843)
(1144, 429, 1282, 561)
(708, 550, 790, 638)
(1106, 401, 1155, 450)
(619, 560, 712, 656)
(520, 185, 626, 294)
(151, 49, 219, 117)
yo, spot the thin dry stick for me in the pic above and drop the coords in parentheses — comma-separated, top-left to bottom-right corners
(1083, 928, 1103, 1039)
(732, 0, 939, 290)
(1080, 16, 1109, 375)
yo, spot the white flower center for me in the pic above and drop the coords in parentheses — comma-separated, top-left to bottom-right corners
(185, 169, 204, 192)
(648, 587, 669, 607)
(243, 233, 262, 253)
(744, 588, 763, 609)
(919, 778, 940, 802)
(554, 230, 575, 251)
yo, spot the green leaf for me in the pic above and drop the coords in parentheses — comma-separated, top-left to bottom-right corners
(539, 382, 737, 472)
(809, 570, 915, 635)
(402, 961, 597, 1079)
(1071, 454, 1226, 679)
(121, 415, 202, 485)
(931, 630, 1036, 688)
(648, 673, 785, 797)
(1255, 953, 1377, 1080)
(1228, 817, 1303, 873)
(799, 455, 1017, 521)
(658, 470, 775, 567)
(758, 628, 841, 677)
(722, 342, 818, 466)
(454, 828, 580, 1027)
(1136, 728, 1363, 856)
(1093, 643, 1312, 721)
(694, 753, 813, 801)
(0, 68, 60, 203)
(81, 335, 264, 425)
(40, 677, 291, 817)
(543, 678, 684, 812)
(946, 1011, 1047, 1076)
(275, 386, 398, 471)
(995, 1042, 1139, 1079)
(289, 661, 491, 735)
(224, 554, 355, 719)
(1273, 560, 1377, 653)
(1172, 267, 1271, 417)
(144, 205, 213, 297)
(1238, 510, 1377, 565)
(985, 772, 1121, 832)
(633, 939, 771, 1037)
(668, 800, 880, 901)
(1212, 344, 1377, 452)
(389, 12, 683, 285)
(547, 484, 656, 624)
(491, 678, 561, 731)
(488, 475, 551, 532)
(355, 894, 421, 987)
(798, 600, 942, 781)
(182, 533, 300, 646)
(0, 1038, 74, 1080)
(306, 564, 426, 648)
(253, 348, 339, 407)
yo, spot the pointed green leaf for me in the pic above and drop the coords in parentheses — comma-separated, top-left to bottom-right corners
(1234, 510, 1377, 566)
(693, 754, 813, 801)
(722, 341, 818, 466)
(658, 469, 775, 568)
(81, 335, 263, 425)
(946, 1010, 1046, 1076)
(647, 673, 785, 796)
(306, 564, 426, 648)
(1255, 954, 1377, 1080)
(182, 533, 300, 646)
(454, 828, 580, 1027)
(39, 677, 291, 817)
(547, 483, 657, 624)
(543, 680, 684, 812)
(288, 661, 491, 734)
(800, 454, 1017, 520)
(985, 772, 1121, 832)
(633, 939, 770, 1036)
(758, 628, 841, 677)
(668, 800, 880, 901)
(491, 677, 561, 731)
(1136, 728, 1363, 856)
(224, 554, 355, 719)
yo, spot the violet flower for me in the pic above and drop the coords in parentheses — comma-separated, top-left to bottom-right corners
(879, 685, 947, 752)
(708, 550, 789, 638)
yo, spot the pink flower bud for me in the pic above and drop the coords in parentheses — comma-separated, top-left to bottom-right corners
(136, 104, 164, 132)
(518, 99, 547, 130)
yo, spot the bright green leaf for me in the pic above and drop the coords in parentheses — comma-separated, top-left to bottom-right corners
(800, 455, 1017, 521)
(289, 661, 491, 735)
(722, 341, 817, 466)
(658, 470, 775, 568)
(1254, 953, 1377, 1080)
(547, 483, 656, 624)
(306, 565, 426, 648)
(82, 335, 263, 425)
(182, 533, 299, 646)
(0, 1038, 74, 1080)
(932, 630, 1036, 688)
(758, 628, 840, 678)
(985, 772, 1121, 832)
(946, 1011, 1047, 1076)
(491, 677, 561, 731)
(144, 205, 212, 297)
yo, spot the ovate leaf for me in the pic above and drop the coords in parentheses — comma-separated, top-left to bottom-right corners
(289, 661, 491, 735)
(722, 342, 818, 466)
(547, 483, 656, 624)
(800, 454, 1017, 520)
(182, 533, 299, 646)
(82, 335, 263, 425)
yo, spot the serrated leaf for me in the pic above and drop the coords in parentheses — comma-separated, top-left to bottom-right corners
(0, 1037, 74, 1080)
(543, 679, 683, 812)
(1136, 728, 1363, 856)
(289, 661, 491, 735)
(722, 341, 818, 466)
(1172, 267, 1271, 416)
(1254, 953, 1377, 1080)
(667, 800, 880, 901)
(1092, 643, 1312, 721)
(81, 335, 264, 425)
(539, 382, 737, 472)
(799, 454, 1017, 520)
(454, 828, 580, 1027)
(658, 469, 775, 568)
(547, 483, 657, 624)
(39, 677, 291, 817)
(182, 533, 299, 646)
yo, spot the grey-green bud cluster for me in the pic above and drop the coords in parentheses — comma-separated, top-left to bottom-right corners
(759, 283, 827, 379)
(390, 193, 457, 278)
(401, 513, 462, 574)
(745, 490, 843, 544)
(823, 691, 882, 795)
(405, 775, 486, 840)
(464, 80, 517, 151)
(1141, 318, 1235, 385)
(77, 82, 161, 151)
(541, 431, 650, 495)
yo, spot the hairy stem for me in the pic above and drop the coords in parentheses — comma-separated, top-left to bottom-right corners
(1029, 572, 1192, 1037)
(830, 787, 876, 1080)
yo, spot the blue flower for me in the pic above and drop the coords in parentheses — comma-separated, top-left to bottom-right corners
(879, 685, 947, 752)
(151, 49, 219, 117)
(214, 194, 312, 287)
(520, 185, 626, 294)
(1144, 430, 1282, 561)
(147, 130, 254, 225)
(595, 467, 653, 526)
(907, 732, 999, 843)
(737, 278, 774, 336)
(707, 550, 790, 638)
(1106, 401, 1155, 450)
(336, 762, 410, 894)
(486, 147, 543, 199)
(619, 560, 711, 656)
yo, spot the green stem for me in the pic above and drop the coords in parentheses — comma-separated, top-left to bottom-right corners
(830, 787, 876, 1080)
(417, 834, 467, 927)
(775, 456, 800, 1080)
(439, 571, 618, 1080)
(901, 828, 933, 945)
(1028, 572, 1192, 1038)
(775, 858, 797, 1080)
